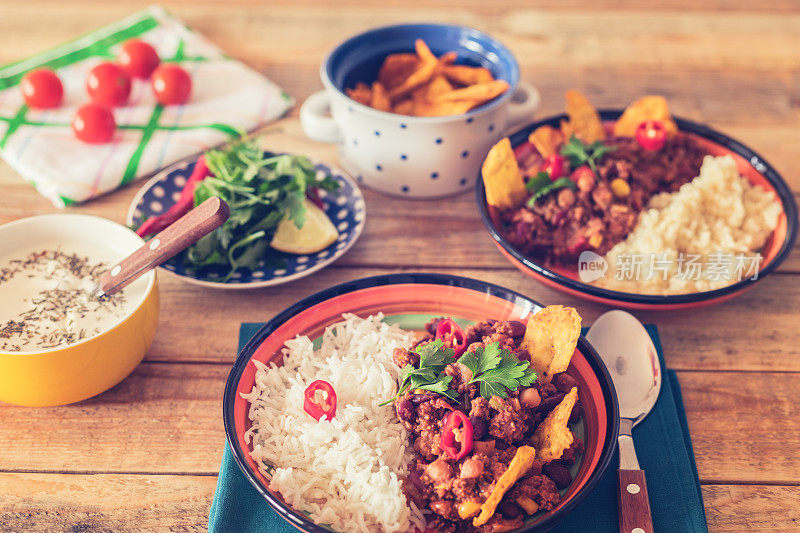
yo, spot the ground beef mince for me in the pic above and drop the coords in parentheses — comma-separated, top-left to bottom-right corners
(393, 319, 583, 532)
(501, 134, 707, 265)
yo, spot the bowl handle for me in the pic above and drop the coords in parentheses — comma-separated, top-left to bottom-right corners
(300, 90, 343, 143)
(505, 81, 541, 131)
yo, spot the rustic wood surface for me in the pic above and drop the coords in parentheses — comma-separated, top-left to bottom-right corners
(1, 1, 799, 532)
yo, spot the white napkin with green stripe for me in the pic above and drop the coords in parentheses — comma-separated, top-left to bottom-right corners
(0, 6, 293, 207)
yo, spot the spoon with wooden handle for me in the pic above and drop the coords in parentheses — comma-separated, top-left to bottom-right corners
(94, 196, 230, 297)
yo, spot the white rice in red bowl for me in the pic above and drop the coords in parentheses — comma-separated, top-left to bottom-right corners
(239, 313, 426, 533)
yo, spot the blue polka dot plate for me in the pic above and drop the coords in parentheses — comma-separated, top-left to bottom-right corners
(126, 153, 366, 289)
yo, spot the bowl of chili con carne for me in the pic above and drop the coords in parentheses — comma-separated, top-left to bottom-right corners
(476, 111, 798, 311)
(223, 272, 619, 532)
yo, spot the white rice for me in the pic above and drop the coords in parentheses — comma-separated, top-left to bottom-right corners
(240, 313, 425, 533)
(595, 154, 782, 294)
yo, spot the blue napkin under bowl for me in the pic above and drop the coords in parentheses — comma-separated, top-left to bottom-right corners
(208, 323, 708, 533)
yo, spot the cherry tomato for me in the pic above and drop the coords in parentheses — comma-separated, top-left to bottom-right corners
(118, 39, 160, 79)
(72, 104, 116, 144)
(543, 154, 566, 180)
(20, 68, 63, 109)
(86, 62, 131, 107)
(151, 64, 192, 105)
(636, 120, 667, 151)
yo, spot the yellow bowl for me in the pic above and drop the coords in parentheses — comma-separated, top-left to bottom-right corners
(0, 214, 159, 406)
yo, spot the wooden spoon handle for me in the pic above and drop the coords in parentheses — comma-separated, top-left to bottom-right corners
(618, 469, 654, 533)
(98, 196, 230, 295)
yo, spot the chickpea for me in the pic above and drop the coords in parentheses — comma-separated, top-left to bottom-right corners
(519, 387, 541, 409)
(575, 167, 595, 192)
(557, 187, 576, 208)
(459, 456, 484, 479)
(423, 459, 453, 483)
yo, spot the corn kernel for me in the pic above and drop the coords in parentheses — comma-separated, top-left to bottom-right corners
(516, 496, 539, 515)
(458, 500, 482, 519)
(610, 178, 630, 198)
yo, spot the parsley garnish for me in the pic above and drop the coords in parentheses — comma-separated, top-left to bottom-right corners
(380, 340, 538, 406)
(379, 340, 459, 406)
(560, 135, 616, 174)
(525, 171, 576, 208)
(458, 342, 538, 399)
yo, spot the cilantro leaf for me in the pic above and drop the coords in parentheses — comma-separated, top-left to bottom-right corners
(560, 135, 616, 173)
(416, 339, 453, 369)
(526, 177, 576, 208)
(380, 340, 456, 405)
(458, 341, 538, 399)
(525, 171, 551, 192)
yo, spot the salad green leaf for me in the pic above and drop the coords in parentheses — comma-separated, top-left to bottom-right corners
(181, 135, 340, 281)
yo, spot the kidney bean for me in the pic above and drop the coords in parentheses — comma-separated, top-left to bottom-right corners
(408, 469, 425, 492)
(506, 320, 527, 338)
(397, 398, 415, 422)
(534, 392, 566, 413)
(553, 373, 578, 393)
(542, 462, 572, 489)
(470, 416, 488, 440)
(497, 501, 522, 519)
(410, 393, 435, 405)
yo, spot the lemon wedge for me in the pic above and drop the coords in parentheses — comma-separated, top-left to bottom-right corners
(270, 199, 339, 254)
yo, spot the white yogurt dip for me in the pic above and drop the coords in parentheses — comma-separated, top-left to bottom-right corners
(0, 242, 149, 352)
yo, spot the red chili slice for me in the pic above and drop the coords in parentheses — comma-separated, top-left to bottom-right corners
(435, 319, 467, 358)
(636, 120, 667, 151)
(303, 380, 337, 421)
(543, 154, 566, 180)
(441, 410, 474, 460)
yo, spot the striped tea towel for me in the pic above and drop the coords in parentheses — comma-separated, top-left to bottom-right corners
(0, 6, 293, 207)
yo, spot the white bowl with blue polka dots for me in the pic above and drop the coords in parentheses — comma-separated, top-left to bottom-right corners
(300, 23, 540, 198)
(126, 154, 365, 289)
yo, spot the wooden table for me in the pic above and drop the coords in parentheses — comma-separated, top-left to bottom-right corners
(1, 1, 799, 531)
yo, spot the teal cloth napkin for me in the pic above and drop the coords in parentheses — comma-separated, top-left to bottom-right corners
(208, 323, 708, 533)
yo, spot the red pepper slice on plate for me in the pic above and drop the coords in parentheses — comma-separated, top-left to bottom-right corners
(635, 120, 667, 151)
(136, 155, 210, 238)
(543, 154, 566, 180)
(441, 410, 474, 460)
(303, 380, 337, 421)
(435, 319, 467, 358)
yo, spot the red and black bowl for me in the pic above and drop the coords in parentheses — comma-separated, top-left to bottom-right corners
(223, 273, 620, 532)
(476, 111, 798, 310)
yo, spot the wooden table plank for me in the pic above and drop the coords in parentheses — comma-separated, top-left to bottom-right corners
(0, 472, 215, 533)
(2, 472, 798, 533)
(1, 363, 799, 485)
(1, 473, 799, 533)
(140, 266, 800, 372)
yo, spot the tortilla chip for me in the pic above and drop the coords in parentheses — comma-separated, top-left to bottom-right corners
(442, 64, 494, 86)
(377, 53, 419, 91)
(438, 51, 458, 66)
(528, 125, 565, 158)
(473, 446, 537, 527)
(520, 305, 581, 381)
(425, 74, 454, 100)
(531, 387, 578, 462)
(481, 137, 527, 209)
(415, 38, 437, 63)
(345, 82, 371, 106)
(392, 98, 415, 115)
(432, 80, 509, 104)
(414, 100, 476, 117)
(613, 95, 679, 137)
(564, 89, 605, 143)
(388, 59, 438, 100)
(370, 82, 391, 112)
